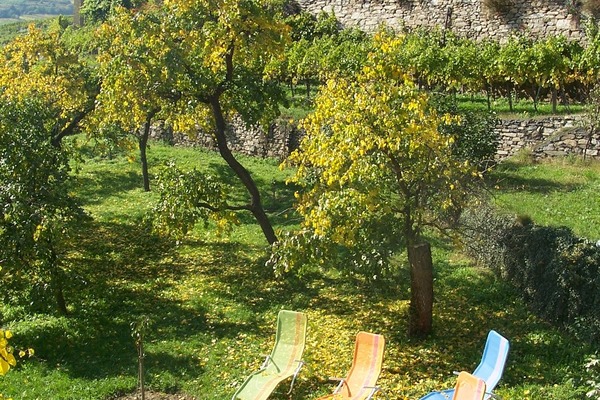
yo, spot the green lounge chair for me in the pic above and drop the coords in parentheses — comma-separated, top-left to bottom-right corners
(232, 310, 307, 400)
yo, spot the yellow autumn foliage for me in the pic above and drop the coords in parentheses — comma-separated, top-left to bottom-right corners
(94, 0, 289, 136)
(0, 330, 16, 376)
(0, 24, 92, 135)
(287, 30, 476, 245)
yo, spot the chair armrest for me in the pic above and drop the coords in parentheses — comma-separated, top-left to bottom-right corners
(485, 392, 502, 400)
(259, 354, 273, 370)
(429, 390, 453, 400)
(328, 377, 346, 394)
(287, 360, 306, 394)
(363, 385, 384, 400)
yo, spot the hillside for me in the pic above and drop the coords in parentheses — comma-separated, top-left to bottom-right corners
(0, 0, 72, 22)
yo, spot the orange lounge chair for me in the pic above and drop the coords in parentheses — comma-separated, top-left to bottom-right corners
(453, 372, 487, 400)
(318, 332, 385, 400)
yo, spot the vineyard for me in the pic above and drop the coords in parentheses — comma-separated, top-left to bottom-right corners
(278, 13, 600, 115)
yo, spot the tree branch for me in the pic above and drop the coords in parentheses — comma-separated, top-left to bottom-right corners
(51, 83, 100, 148)
(196, 202, 251, 212)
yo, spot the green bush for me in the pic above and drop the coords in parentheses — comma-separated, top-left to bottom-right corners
(462, 205, 600, 344)
(432, 95, 500, 169)
(586, 353, 600, 399)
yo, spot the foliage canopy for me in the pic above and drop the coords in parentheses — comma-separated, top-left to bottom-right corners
(0, 96, 86, 314)
(271, 31, 479, 276)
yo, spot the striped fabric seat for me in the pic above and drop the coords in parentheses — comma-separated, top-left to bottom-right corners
(232, 310, 307, 400)
(453, 372, 486, 400)
(419, 330, 510, 400)
(318, 332, 386, 400)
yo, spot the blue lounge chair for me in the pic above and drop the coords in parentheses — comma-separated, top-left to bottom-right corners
(419, 330, 510, 400)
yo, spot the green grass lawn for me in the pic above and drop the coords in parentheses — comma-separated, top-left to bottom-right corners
(0, 141, 596, 399)
(489, 157, 600, 240)
(455, 94, 587, 118)
(282, 86, 588, 121)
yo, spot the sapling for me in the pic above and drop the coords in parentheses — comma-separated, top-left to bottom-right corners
(131, 316, 151, 400)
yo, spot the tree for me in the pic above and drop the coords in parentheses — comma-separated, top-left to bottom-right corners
(98, 0, 289, 244)
(0, 21, 99, 148)
(0, 96, 86, 315)
(271, 31, 478, 336)
(496, 35, 530, 111)
(95, 5, 179, 191)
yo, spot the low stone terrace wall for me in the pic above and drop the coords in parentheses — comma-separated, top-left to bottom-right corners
(151, 115, 600, 161)
(497, 115, 600, 160)
(150, 117, 304, 160)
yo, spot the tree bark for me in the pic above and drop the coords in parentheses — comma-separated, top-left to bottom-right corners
(49, 244, 68, 316)
(408, 241, 434, 337)
(551, 88, 558, 114)
(139, 115, 152, 192)
(51, 85, 99, 148)
(209, 95, 278, 245)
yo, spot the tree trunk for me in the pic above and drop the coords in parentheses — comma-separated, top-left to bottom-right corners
(209, 95, 278, 245)
(551, 88, 558, 114)
(408, 242, 433, 337)
(140, 116, 151, 192)
(533, 85, 540, 112)
(49, 245, 68, 316)
(53, 276, 68, 316)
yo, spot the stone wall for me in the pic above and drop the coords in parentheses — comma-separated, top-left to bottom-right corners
(73, 0, 586, 41)
(497, 115, 600, 159)
(152, 115, 600, 161)
(295, 0, 585, 41)
(150, 117, 304, 160)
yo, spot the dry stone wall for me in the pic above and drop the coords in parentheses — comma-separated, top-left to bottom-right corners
(295, 0, 585, 41)
(150, 117, 304, 160)
(152, 115, 600, 161)
(497, 115, 600, 159)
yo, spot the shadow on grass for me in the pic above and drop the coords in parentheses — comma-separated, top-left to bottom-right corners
(204, 161, 300, 226)
(5, 187, 593, 400)
(13, 219, 268, 384)
(75, 167, 144, 206)
(487, 162, 580, 194)
(428, 258, 590, 388)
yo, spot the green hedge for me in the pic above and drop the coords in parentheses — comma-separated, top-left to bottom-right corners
(462, 206, 600, 344)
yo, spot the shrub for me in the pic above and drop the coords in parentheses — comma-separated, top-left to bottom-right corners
(586, 353, 600, 399)
(460, 204, 514, 274)
(462, 205, 600, 344)
(432, 95, 500, 170)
